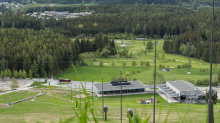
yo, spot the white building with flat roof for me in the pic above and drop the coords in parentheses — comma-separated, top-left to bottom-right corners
(158, 80, 206, 103)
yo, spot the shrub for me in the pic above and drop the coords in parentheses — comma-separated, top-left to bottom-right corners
(137, 71, 140, 73)
(159, 64, 162, 68)
(167, 64, 170, 68)
(10, 79, 19, 90)
(122, 61, 126, 67)
(111, 61, 115, 67)
(145, 61, 150, 67)
(99, 60, 103, 67)
(132, 61, 137, 67)
(177, 65, 182, 69)
(196, 79, 202, 85)
(131, 71, 134, 74)
(126, 71, 130, 76)
(133, 78, 137, 81)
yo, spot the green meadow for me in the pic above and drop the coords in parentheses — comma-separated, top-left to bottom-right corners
(0, 87, 219, 123)
(57, 40, 219, 83)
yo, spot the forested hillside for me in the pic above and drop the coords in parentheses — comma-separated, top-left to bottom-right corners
(0, 28, 116, 77)
(24, 5, 194, 37)
(22, 0, 220, 6)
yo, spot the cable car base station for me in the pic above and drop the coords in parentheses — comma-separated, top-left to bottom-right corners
(93, 80, 206, 104)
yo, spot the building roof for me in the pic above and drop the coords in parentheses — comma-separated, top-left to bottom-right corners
(94, 81, 145, 91)
(167, 80, 196, 92)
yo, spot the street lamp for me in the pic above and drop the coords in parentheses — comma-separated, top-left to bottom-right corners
(103, 105, 108, 121)
(102, 74, 104, 115)
(71, 81, 72, 102)
(92, 77, 94, 113)
(79, 83, 81, 110)
(120, 68, 122, 123)
(127, 108, 133, 123)
(75, 84, 77, 108)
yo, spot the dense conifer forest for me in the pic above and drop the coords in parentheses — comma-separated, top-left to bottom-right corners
(0, 28, 116, 77)
(1, 4, 220, 77)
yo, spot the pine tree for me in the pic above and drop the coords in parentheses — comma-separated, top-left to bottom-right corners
(146, 40, 154, 51)
(14, 70, 18, 79)
(29, 70, 33, 79)
(122, 61, 126, 67)
(140, 60, 143, 67)
(23, 69, 27, 79)
(19, 70, 23, 79)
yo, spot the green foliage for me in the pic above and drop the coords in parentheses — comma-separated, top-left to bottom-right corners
(100, 47, 110, 58)
(111, 61, 115, 67)
(8, 69, 12, 79)
(122, 61, 126, 67)
(14, 70, 18, 79)
(4, 69, 8, 77)
(132, 61, 137, 67)
(18, 70, 23, 79)
(177, 65, 182, 69)
(218, 70, 220, 83)
(99, 60, 103, 67)
(146, 40, 154, 51)
(145, 61, 150, 67)
(29, 70, 33, 79)
(23, 70, 27, 79)
(10, 79, 19, 90)
(126, 71, 130, 76)
(140, 60, 143, 67)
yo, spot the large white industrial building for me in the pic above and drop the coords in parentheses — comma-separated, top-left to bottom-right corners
(158, 80, 206, 103)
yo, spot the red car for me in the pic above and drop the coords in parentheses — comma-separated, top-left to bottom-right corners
(59, 79, 71, 83)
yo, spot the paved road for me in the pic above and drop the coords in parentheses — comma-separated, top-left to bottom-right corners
(33, 78, 96, 89)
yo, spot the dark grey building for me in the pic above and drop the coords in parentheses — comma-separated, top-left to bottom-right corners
(94, 81, 145, 97)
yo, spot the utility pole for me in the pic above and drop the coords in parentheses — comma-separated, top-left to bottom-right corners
(141, 85, 142, 101)
(79, 83, 81, 110)
(85, 81, 86, 102)
(102, 74, 103, 115)
(71, 81, 72, 102)
(1, 44, 5, 84)
(209, 0, 214, 122)
(75, 84, 77, 108)
(153, 41, 156, 123)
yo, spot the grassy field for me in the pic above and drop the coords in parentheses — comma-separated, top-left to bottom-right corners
(0, 87, 219, 123)
(57, 40, 219, 83)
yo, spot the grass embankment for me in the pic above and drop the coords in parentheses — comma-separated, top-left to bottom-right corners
(57, 40, 219, 83)
(0, 89, 219, 123)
